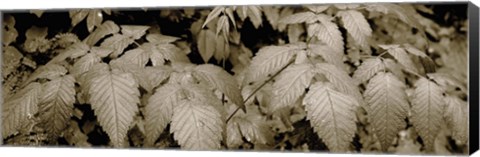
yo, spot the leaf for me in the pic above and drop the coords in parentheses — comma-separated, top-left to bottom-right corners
(119, 47, 150, 67)
(89, 69, 140, 147)
(197, 29, 216, 62)
(244, 44, 300, 85)
(383, 58, 405, 80)
(2, 82, 43, 137)
(48, 42, 90, 64)
(144, 84, 184, 146)
(226, 117, 244, 148)
(120, 25, 150, 40)
(308, 44, 344, 68)
(353, 58, 385, 84)
(3, 15, 18, 46)
(272, 63, 314, 112)
(86, 10, 103, 32)
(308, 19, 344, 54)
(149, 43, 190, 66)
(170, 99, 224, 150)
(2, 46, 23, 78)
(142, 66, 173, 92)
(70, 10, 89, 27)
(71, 53, 102, 77)
(306, 5, 330, 13)
(364, 72, 409, 151)
(279, 12, 316, 24)
(100, 34, 133, 58)
(410, 78, 446, 151)
(26, 26, 48, 40)
(337, 10, 372, 48)
(216, 15, 229, 38)
(38, 75, 76, 136)
(247, 6, 263, 29)
(193, 64, 245, 112)
(146, 33, 180, 44)
(83, 20, 120, 46)
(262, 6, 280, 29)
(402, 44, 428, 58)
(383, 45, 418, 73)
(444, 95, 468, 144)
(303, 82, 358, 152)
(229, 114, 273, 147)
(203, 7, 225, 28)
(24, 64, 68, 86)
(287, 24, 304, 43)
(316, 63, 363, 104)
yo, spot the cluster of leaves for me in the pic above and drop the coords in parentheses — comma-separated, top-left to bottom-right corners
(1, 3, 469, 155)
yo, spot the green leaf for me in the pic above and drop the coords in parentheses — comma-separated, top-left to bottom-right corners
(39, 75, 76, 136)
(272, 63, 314, 112)
(197, 29, 216, 63)
(144, 83, 185, 146)
(364, 72, 409, 151)
(193, 64, 245, 112)
(170, 99, 224, 150)
(410, 78, 445, 151)
(2, 82, 43, 137)
(353, 58, 385, 84)
(88, 69, 140, 147)
(337, 10, 372, 48)
(303, 82, 358, 152)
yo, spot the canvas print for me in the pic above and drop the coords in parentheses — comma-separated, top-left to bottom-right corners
(1, 2, 472, 155)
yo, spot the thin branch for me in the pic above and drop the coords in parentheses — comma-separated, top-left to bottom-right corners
(225, 59, 295, 123)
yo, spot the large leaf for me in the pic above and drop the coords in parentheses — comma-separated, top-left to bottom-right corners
(193, 64, 245, 111)
(2, 82, 43, 137)
(244, 44, 300, 85)
(170, 99, 224, 150)
(364, 72, 409, 151)
(337, 10, 372, 48)
(272, 63, 314, 112)
(353, 58, 385, 84)
(410, 78, 445, 151)
(315, 63, 363, 104)
(144, 84, 185, 146)
(38, 75, 76, 136)
(303, 82, 358, 152)
(89, 69, 140, 147)
(444, 95, 468, 144)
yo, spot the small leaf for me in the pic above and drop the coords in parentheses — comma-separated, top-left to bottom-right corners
(70, 10, 89, 27)
(197, 29, 216, 62)
(83, 20, 120, 46)
(143, 66, 173, 92)
(71, 53, 102, 77)
(203, 7, 224, 28)
(100, 34, 133, 58)
(24, 64, 68, 86)
(337, 10, 372, 48)
(444, 95, 468, 144)
(149, 43, 190, 66)
(146, 33, 180, 44)
(120, 25, 150, 39)
(86, 10, 103, 32)
(383, 45, 418, 73)
(353, 58, 385, 84)
(2, 46, 23, 78)
(306, 5, 330, 13)
(316, 63, 363, 104)
(308, 18, 344, 54)
(279, 12, 316, 24)
(247, 6, 263, 29)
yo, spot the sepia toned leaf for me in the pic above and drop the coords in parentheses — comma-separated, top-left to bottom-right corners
(272, 63, 314, 111)
(337, 10, 372, 48)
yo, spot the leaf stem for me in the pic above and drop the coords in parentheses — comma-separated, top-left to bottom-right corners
(225, 59, 295, 123)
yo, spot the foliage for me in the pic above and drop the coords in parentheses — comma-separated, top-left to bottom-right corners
(1, 3, 469, 155)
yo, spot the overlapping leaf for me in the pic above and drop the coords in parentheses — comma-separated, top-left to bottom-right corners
(83, 20, 120, 46)
(2, 82, 43, 137)
(23, 64, 68, 86)
(193, 64, 245, 111)
(410, 78, 445, 151)
(364, 72, 409, 150)
(170, 99, 224, 150)
(272, 63, 314, 111)
(303, 82, 358, 152)
(38, 75, 76, 136)
(381, 45, 418, 73)
(88, 69, 140, 147)
(144, 83, 185, 146)
(197, 29, 216, 62)
(315, 63, 363, 103)
(353, 58, 385, 84)
(444, 95, 468, 144)
(308, 17, 344, 54)
(337, 10, 372, 48)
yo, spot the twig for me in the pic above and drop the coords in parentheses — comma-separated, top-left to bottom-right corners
(225, 59, 295, 123)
